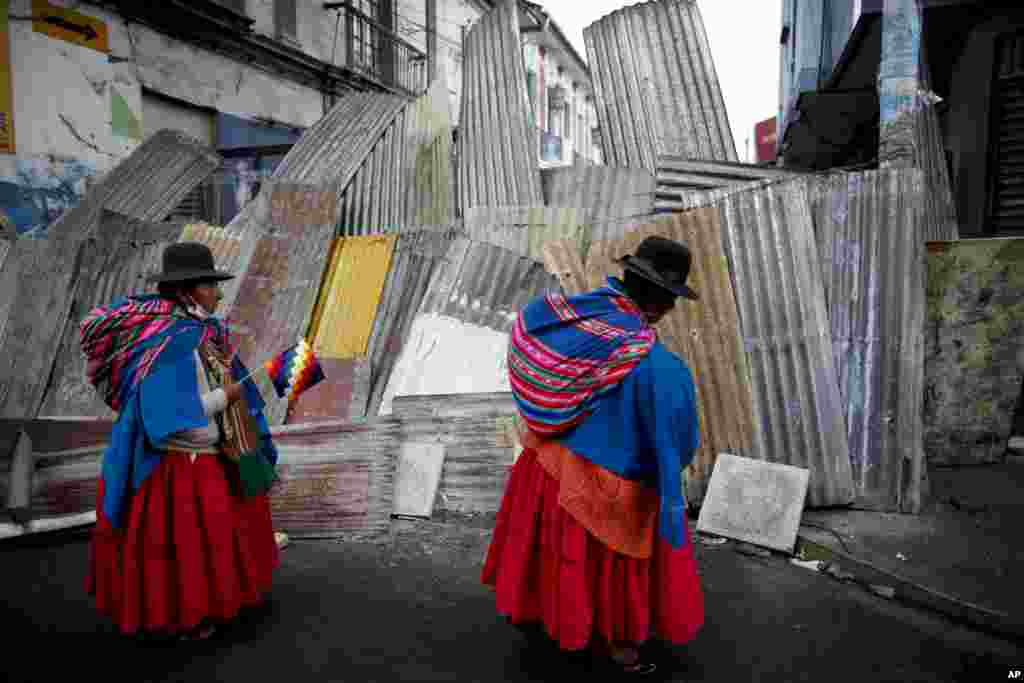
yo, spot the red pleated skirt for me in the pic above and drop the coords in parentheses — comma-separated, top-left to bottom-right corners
(86, 451, 279, 635)
(481, 449, 704, 651)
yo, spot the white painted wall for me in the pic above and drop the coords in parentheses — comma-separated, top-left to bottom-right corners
(1, 0, 330, 197)
(379, 312, 512, 415)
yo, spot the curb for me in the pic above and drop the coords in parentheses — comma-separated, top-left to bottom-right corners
(796, 535, 1024, 645)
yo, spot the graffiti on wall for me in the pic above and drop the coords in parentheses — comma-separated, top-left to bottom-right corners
(0, 158, 96, 237)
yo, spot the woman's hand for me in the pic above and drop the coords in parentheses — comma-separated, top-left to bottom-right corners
(224, 382, 245, 405)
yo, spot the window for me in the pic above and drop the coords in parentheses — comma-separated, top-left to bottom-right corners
(989, 32, 1024, 234)
(275, 0, 297, 41)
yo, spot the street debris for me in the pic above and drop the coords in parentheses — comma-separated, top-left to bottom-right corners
(822, 563, 856, 582)
(700, 535, 729, 547)
(896, 553, 907, 561)
(869, 584, 896, 599)
(275, 531, 291, 550)
(790, 558, 825, 572)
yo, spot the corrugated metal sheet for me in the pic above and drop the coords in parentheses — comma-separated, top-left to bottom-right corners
(403, 73, 454, 227)
(365, 229, 461, 417)
(915, 100, 959, 242)
(463, 206, 587, 261)
(41, 212, 187, 417)
(812, 169, 927, 513)
(924, 237, 1024, 467)
(271, 93, 407, 192)
(582, 209, 756, 505)
(541, 239, 589, 295)
(393, 392, 521, 516)
(262, 419, 400, 539)
(0, 130, 220, 424)
(379, 238, 559, 413)
(715, 180, 855, 507)
(458, 0, 544, 213)
(540, 165, 657, 243)
(655, 156, 802, 213)
(226, 182, 341, 425)
(337, 107, 409, 235)
(308, 235, 398, 358)
(583, 0, 737, 172)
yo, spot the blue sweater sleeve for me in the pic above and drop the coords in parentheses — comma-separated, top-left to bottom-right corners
(641, 345, 701, 547)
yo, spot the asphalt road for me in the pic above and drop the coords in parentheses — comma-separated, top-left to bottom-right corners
(1, 517, 1020, 682)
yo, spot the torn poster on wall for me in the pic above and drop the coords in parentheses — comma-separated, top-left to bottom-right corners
(0, 158, 96, 237)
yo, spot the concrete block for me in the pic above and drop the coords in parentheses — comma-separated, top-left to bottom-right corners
(696, 453, 810, 553)
(392, 441, 446, 518)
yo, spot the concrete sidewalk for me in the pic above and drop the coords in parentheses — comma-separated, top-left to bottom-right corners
(793, 460, 1024, 642)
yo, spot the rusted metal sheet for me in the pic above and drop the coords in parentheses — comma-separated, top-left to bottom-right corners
(271, 92, 406, 194)
(541, 239, 589, 295)
(180, 222, 252, 313)
(308, 235, 398, 359)
(269, 419, 399, 539)
(226, 182, 341, 425)
(0, 130, 220, 426)
(458, 0, 544, 213)
(655, 156, 802, 213)
(540, 165, 657, 243)
(392, 392, 521, 516)
(364, 229, 460, 417)
(714, 180, 855, 507)
(584, 0, 736, 172)
(287, 358, 372, 424)
(463, 206, 587, 261)
(41, 212, 187, 418)
(379, 238, 559, 413)
(582, 209, 756, 506)
(811, 169, 927, 512)
(924, 237, 1024, 467)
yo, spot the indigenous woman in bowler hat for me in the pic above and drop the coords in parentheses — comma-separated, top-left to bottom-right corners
(483, 236, 705, 675)
(81, 242, 279, 640)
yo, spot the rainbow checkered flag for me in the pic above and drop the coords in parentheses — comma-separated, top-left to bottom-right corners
(264, 338, 326, 401)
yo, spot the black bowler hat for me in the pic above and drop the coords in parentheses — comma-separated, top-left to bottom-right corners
(147, 242, 235, 284)
(615, 236, 699, 301)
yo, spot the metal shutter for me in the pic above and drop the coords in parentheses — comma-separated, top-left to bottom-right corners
(991, 33, 1024, 233)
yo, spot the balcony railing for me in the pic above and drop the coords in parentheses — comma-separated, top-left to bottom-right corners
(342, 2, 427, 97)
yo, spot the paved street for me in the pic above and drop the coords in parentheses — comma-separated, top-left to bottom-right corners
(2, 516, 1020, 682)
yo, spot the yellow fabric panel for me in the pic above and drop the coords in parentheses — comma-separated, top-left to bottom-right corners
(308, 234, 397, 359)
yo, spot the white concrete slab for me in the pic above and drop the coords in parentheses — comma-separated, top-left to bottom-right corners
(392, 441, 446, 518)
(696, 453, 810, 553)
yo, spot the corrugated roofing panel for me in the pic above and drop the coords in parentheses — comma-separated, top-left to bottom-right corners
(308, 235, 398, 359)
(541, 239, 589, 295)
(404, 73, 454, 227)
(267, 419, 400, 539)
(0, 130, 220, 423)
(226, 182, 341, 425)
(379, 238, 559, 413)
(463, 206, 587, 261)
(393, 393, 521, 516)
(811, 168, 927, 512)
(271, 93, 407, 192)
(540, 165, 657, 243)
(41, 212, 187, 418)
(655, 156, 802, 213)
(582, 209, 756, 505)
(337, 107, 409, 235)
(716, 180, 855, 507)
(584, 0, 736, 172)
(458, 0, 544, 213)
(365, 229, 461, 417)
(915, 100, 959, 242)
